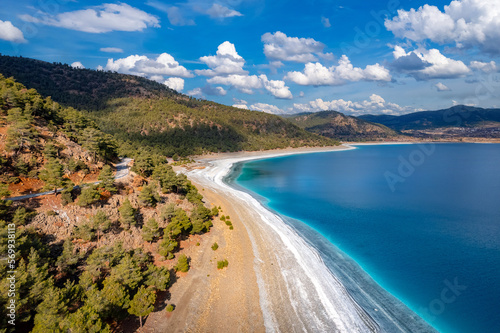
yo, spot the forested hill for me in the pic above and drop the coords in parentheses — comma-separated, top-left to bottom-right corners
(286, 111, 398, 141)
(358, 105, 500, 131)
(0, 54, 179, 111)
(0, 55, 336, 156)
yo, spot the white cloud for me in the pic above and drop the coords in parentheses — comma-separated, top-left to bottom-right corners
(262, 31, 333, 63)
(0, 20, 26, 43)
(435, 82, 451, 91)
(104, 53, 193, 78)
(207, 74, 262, 94)
(385, 0, 500, 54)
(232, 103, 249, 110)
(20, 3, 160, 33)
(71, 62, 85, 69)
(470, 60, 497, 73)
(321, 16, 331, 28)
(285, 55, 391, 86)
(290, 94, 419, 115)
(206, 4, 243, 18)
(196, 41, 247, 77)
(259, 75, 293, 99)
(197, 41, 292, 98)
(392, 46, 470, 80)
(164, 77, 184, 92)
(187, 87, 202, 97)
(249, 103, 285, 114)
(100, 47, 124, 53)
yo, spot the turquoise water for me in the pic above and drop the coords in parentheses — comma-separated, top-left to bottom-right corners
(235, 144, 500, 333)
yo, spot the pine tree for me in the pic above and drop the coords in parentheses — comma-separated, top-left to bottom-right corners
(160, 203, 176, 222)
(158, 238, 178, 260)
(32, 287, 67, 333)
(119, 198, 136, 229)
(138, 183, 160, 207)
(142, 218, 160, 242)
(39, 158, 69, 194)
(77, 185, 100, 206)
(91, 210, 111, 242)
(67, 305, 111, 333)
(56, 238, 79, 274)
(101, 277, 130, 319)
(145, 263, 170, 291)
(97, 165, 116, 193)
(110, 254, 143, 290)
(128, 286, 156, 327)
(174, 254, 189, 273)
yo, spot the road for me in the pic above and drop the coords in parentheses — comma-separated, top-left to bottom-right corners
(5, 157, 132, 202)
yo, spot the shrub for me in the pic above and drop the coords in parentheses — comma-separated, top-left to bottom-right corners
(217, 259, 228, 270)
(77, 185, 100, 207)
(211, 242, 218, 251)
(166, 304, 174, 312)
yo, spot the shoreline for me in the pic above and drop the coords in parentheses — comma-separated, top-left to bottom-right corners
(180, 145, 436, 332)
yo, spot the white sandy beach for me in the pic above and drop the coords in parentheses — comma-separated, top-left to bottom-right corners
(155, 145, 437, 333)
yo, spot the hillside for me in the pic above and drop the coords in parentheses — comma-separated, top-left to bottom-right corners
(286, 111, 399, 141)
(0, 74, 223, 332)
(0, 55, 336, 156)
(359, 105, 500, 130)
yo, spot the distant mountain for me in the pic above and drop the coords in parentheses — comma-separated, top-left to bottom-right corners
(359, 106, 500, 131)
(0, 55, 335, 156)
(286, 111, 399, 141)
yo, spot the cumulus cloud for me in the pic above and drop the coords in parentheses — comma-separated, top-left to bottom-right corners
(470, 60, 497, 73)
(188, 85, 228, 97)
(196, 41, 247, 77)
(104, 53, 193, 78)
(206, 4, 243, 18)
(260, 75, 293, 99)
(0, 20, 26, 43)
(385, 0, 500, 54)
(435, 82, 451, 91)
(290, 94, 419, 115)
(20, 3, 160, 33)
(262, 31, 333, 63)
(392, 46, 470, 80)
(321, 16, 331, 28)
(71, 62, 85, 69)
(207, 74, 262, 94)
(164, 77, 184, 92)
(249, 103, 285, 114)
(232, 103, 249, 109)
(100, 47, 124, 53)
(285, 55, 391, 86)
(198, 41, 293, 98)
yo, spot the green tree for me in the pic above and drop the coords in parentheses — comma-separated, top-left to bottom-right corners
(142, 218, 160, 243)
(97, 165, 116, 193)
(160, 203, 176, 222)
(72, 222, 95, 242)
(119, 198, 136, 229)
(128, 285, 156, 327)
(165, 208, 191, 238)
(174, 254, 189, 273)
(5, 106, 36, 153)
(145, 263, 170, 291)
(32, 287, 67, 333)
(101, 277, 131, 319)
(91, 210, 111, 242)
(138, 183, 160, 207)
(110, 254, 143, 290)
(67, 305, 111, 333)
(39, 158, 70, 194)
(158, 238, 178, 260)
(56, 238, 79, 275)
(77, 185, 100, 206)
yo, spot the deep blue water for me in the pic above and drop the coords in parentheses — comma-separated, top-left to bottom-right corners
(235, 144, 500, 333)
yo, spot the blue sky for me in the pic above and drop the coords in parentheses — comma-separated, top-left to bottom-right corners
(1, 0, 499, 115)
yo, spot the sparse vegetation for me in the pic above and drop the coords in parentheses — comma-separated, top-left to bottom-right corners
(217, 259, 229, 270)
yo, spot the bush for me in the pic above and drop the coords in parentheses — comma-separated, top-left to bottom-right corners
(166, 304, 174, 312)
(72, 223, 95, 242)
(217, 259, 228, 270)
(138, 183, 160, 207)
(60, 188, 73, 206)
(46, 210, 57, 216)
(211, 242, 218, 251)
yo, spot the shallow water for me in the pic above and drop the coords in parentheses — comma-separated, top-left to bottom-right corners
(234, 143, 500, 333)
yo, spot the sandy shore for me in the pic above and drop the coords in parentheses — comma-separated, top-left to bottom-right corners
(144, 145, 435, 333)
